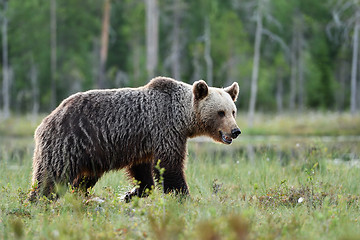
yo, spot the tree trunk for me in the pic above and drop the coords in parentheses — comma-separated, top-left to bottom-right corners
(30, 58, 39, 123)
(226, 55, 238, 87)
(91, 38, 100, 88)
(298, 43, 304, 111)
(50, 0, 57, 110)
(351, 10, 359, 114)
(248, 6, 262, 127)
(146, 0, 159, 80)
(297, 15, 305, 111)
(98, 0, 111, 89)
(2, 0, 9, 118)
(170, 0, 182, 81)
(191, 44, 202, 83)
(276, 71, 283, 113)
(132, 38, 141, 85)
(289, 28, 298, 111)
(204, 17, 213, 86)
(337, 59, 346, 111)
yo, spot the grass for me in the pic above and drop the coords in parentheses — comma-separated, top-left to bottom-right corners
(238, 111, 360, 136)
(0, 112, 360, 239)
(0, 115, 43, 137)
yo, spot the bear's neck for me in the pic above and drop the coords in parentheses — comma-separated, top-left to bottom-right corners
(168, 85, 201, 139)
(183, 90, 204, 139)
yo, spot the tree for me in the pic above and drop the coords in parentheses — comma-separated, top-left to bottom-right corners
(273, 53, 288, 113)
(98, 0, 111, 89)
(289, 23, 297, 111)
(30, 56, 39, 122)
(0, 0, 356, 114)
(118, 0, 146, 86)
(204, 17, 213, 86)
(168, 0, 186, 81)
(1, 0, 9, 118)
(350, 8, 359, 114)
(328, 0, 359, 113)
(211, 10, 250, 88)
(288, 9, 306, 111)
(248, 1, 263, 127)
(50, 0, 57, 109)
(145, 0, 159, 79)
(297, 16, 305, 111)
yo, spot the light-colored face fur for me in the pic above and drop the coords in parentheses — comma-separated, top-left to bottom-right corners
(193, 80, 241, 144)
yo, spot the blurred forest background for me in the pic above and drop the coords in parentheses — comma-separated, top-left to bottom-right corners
(0, 0, 359, 119)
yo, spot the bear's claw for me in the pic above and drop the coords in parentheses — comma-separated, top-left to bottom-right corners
(120, 191, 136, 203)
(120, 187, 146, 203)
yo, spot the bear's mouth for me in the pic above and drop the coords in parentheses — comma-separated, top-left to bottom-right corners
(219, 131, 232, 144)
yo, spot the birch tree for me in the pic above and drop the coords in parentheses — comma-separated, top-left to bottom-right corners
(289, 27, 297, 111)
(248, 3, 263, 127)
(289, 10, 305, 111)
(169, 0, 186, 81)
(30, 57, 39, 122)
(50, 0, 57, 109)
(328, 0, 359, 114)
(98, 0, 111, 89)
(274, 53, 287, 113)
(297, 28, 305, 111)
(1, 0, 9, 118)
(163, 0, 186, 81)
(191, 43, 202, 83)
(146, 0, 159, 79)
(204, 17, 213, 86)
(276, 73, 283, 112)
(351, 9, 360, 114)
(247, 0, 289, 124)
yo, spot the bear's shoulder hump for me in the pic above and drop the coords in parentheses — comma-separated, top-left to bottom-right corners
(146, 76, 181, 91)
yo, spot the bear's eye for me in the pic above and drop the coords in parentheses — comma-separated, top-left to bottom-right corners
(232, 111, 235, 117)
(218, 111, 225, 117)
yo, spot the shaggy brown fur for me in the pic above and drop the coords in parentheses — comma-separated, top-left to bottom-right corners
(29, 77, 240, 201)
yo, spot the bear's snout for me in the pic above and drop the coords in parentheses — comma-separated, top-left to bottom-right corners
(231, 128, 241, 139)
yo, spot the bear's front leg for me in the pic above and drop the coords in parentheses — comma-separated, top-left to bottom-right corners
(124, 162, 155, 202)
(154, 159, 189, 196)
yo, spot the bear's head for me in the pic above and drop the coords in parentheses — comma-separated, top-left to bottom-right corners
(193, 80, 241, 144)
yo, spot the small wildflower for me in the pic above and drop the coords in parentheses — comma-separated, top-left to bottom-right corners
(52, 230, 60, 238)
(298, 197, 304, 203)
(86, 197, 105, 204)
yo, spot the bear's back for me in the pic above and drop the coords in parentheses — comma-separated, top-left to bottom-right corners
(36, 77, 192, 152)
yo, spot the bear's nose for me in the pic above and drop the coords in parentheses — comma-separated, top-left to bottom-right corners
(231, 128, 241, 139)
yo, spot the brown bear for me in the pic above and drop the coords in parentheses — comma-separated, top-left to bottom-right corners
(29, 76, 240, 201)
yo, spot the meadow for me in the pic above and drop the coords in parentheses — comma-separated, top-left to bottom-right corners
(0, 112, 360, 239)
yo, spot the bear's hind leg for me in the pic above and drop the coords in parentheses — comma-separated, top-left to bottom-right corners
(124, 162, 155, 202)
(84, 177, 98, 193)
(72, 176, 99, 195)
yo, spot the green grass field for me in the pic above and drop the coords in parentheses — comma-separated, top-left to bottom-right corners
(1, 113, 360, 239)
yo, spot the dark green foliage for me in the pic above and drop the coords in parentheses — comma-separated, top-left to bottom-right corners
(0, 0, 355, 113)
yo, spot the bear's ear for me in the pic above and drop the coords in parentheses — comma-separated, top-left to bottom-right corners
(224, 82, 239, 102)
(193, 80, 209, 101)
